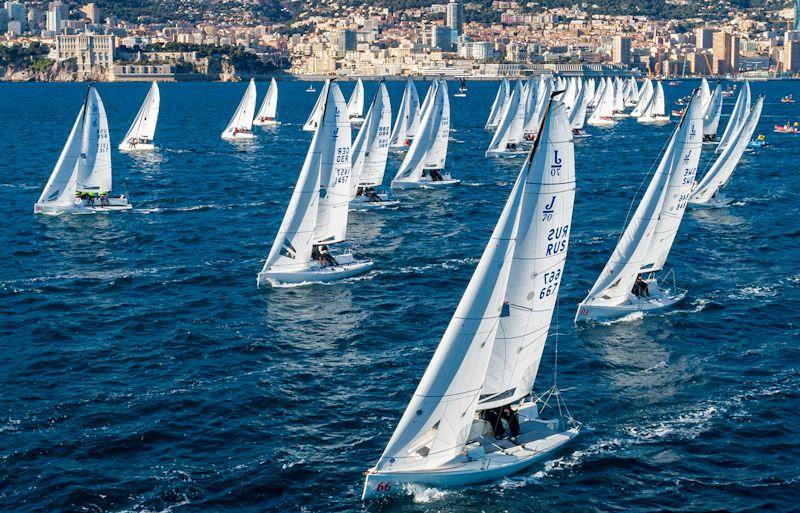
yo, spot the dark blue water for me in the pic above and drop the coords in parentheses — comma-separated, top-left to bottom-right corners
(1, 78, 798, 513)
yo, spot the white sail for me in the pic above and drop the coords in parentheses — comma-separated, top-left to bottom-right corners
(425, 80, 450, 170)
(569, 84, 588, 130)
(221, 78, 257, 139)
(691, 96, 763, 203)
(522, 78, 539, 134)
(255, 78, 279, 122)
(76, 87, 112, 194)
(625, 77, 639, 106)
(584, 78, 596, 108)
(303, 79, 331, 132)
(260, 82, 350, 274)
(486, 80, 524, 155)
(580, 93, 703, 307)
(351, 82, 392, 192)
(589, 76, 605, 109)
(702, 84, 723, 139)
(716, 81, 751, 153)
(526, 77, 552, 135)
(630, 79, 653, 118)
(36, 103, 84, 209)
(485, 78, 510, 129)
(389, 77, 421, 147)
(613, 78, 625, 113)
(376, 94, 574, 473)
(638, 81, 666, 121)
(392, 80, 443, 184)
(588, 79, 615, 124)
(699, 78, 711, 113)
(479, 96, 576, 410)
(347, 78, 365, 120)
(120, 82, 159, 147)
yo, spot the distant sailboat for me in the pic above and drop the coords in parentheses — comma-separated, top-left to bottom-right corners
(350, 82, 397, 208)
(392, 79, 459, 189)
(702, 83, 723, 142)
(304, 79, 331, 132)
(389, 76, 421, 149)
(716, 82, 751, 153)
(569, 82, 590, 138)
(35, 85, 132, 215)
(119, 81, 159, 151)
(587, 77, 616, 127)
(575, 91, 704, 323)
(637, 81, 669, 125)
(630, 78, 653, 118)
(363, 92, 579, 500)
(347, 78, 365, 124)
(486, 80, 526, 157)
(689, 95, 764, 208)
(455, 77, 467, 97)
(485, 78, 510, 130)
(253, 78, 279, 126)
(305, 83, 316, 93)
(257, 81, 373, 286)
(221, 78, 256, 140)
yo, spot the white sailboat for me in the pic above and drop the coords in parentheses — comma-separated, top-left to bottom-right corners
(521, 78, 539, 140)
(587, 78, 616, 127)
(524, 76, 552, 140)
(612, 77, 627, 117)
(715, 81, 751, 153)
(637, 81, 669, 125)
(630, 78, 653, 118)
(624, 77, 639, 107)
(257, 81, 373, 286)
(689, 95, 764, 208)
(303, 79, 331, 132)
(347, 78, 365, 124)
(119, 81, 159, 151)
(350, 82, 397, 208)
(253, 77, 279, 126)
(485, 78, 510, 130)
(389, 76, 421, 149)
(486, 80, 526, 157)
(569, 82, 590, 138)
(392, 79, 459, 189)
(702, 83, 723, 142)
(588, 76, 606, 109)
(35, 86, 132, 215)
(363, 93, 579, 500)
(575, 92, 704, 323)
(221, 78, 257, 140)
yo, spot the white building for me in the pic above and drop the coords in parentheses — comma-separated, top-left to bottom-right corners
(55, 34, 115, 78)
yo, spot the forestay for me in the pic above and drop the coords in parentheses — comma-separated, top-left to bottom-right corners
(350, 82, 392, 192)
(375, 93, 575, 473)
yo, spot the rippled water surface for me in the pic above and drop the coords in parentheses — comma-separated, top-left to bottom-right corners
(1, 79, 799, 513)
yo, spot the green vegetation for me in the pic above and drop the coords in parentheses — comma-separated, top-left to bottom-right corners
(92, 0, 289, 23)
(136, 42, 279, 74)
(0, 42, 51, 70)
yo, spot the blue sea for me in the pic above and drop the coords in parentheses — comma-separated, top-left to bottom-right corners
(1, 78, 798, 513)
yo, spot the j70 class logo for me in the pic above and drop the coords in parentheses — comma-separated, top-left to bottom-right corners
(550, 150, 562, 176)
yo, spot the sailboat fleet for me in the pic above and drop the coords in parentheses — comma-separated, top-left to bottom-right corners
(33, 76, 769, 497)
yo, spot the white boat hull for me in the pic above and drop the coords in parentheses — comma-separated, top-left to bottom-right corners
(688, 195, 733, 208)
(485, 148, 527, 158)
(350, 192, 400, 209)
(118, 143, 155, 151)
(221, 132, 255, 141)
(34, 196, 132, 216)
(587, 118, 616, 127)
(575, 280, 687, 323)
(253, 118, 280, 126)
(257, 254, 373, 287)
(392, 174, 460, 189)
(638, 116, 670, 125)
(363, 403, 579, 500)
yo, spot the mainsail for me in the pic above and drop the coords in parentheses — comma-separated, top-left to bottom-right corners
(351, 82, 392, 192)
(221, 78, 257, 138)
(691, 96, 764, 203)
(120, 81, 159, 145)
(486, 80, 524, 155)
(485, 78, 510, 129)
(347, 78, 365, 120)
(702, 84, 723, 139)
(392, 79, 444, 184)
(716, 81, 751, 153)
(36, 101, 85, 208)
(255, 78, 279, 121)
(376, 94, 575, 473)
(303, 79, 331, 132)
(389, 77, 421, 147)
(76, 86, 112, 194)
(260, 82, 351, 274)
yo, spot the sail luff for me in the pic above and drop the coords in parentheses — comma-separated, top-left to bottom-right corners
(425, 80, 450, 170)
(486, 80, 523, 154)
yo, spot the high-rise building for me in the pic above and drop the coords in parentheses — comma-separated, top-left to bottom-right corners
(81, 2, 100, 24)
(5, 1, 26, 32)
(45, 6, 61, 32)
(795, 0, 800, 31)
(446, 0, 463, 35)
(611, 36, 631, 65)
(712, 31, 739, 74)
(785, 31, 800, 72)
(337, 29, 357, 57)
(431, 25, 454, 51)
(695, 28, 714, 49)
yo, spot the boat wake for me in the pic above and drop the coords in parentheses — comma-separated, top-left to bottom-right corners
(401, 483, 452, 503)
(597, 311, 644, 326)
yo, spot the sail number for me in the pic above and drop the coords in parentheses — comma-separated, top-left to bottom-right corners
(335, 147, 350, 163)
(539, 268, 562, 299)
(334, 167, 350, 184)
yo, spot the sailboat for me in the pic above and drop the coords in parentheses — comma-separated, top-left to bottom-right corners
(624, 77, 639, 107)
(521, 77, 540, 140)
(392, 79, 459, 189)
(702, 83, 723, 142)
(35, 85, 132, 215)
(637, 81, 669, 125)
(119, 81, 159, 151)
(221, 78, 256, 140)
(612, 77, 628, 118)
(587, 77, 616, 127)
(303, 79, 331, 132)
(485, 78, 510, 130)
(630, 78, 653, 118)
(253, 77, 279, 126)
(350, 82, 397, 208)
(363, 92, 579, 500)
(716, 82, 751, 153)
(486, 80, 526, 157)
(257, 81, 373, 286)
(305, 83, 316, 93)
(455, 77, 467, 98)
(689, 95, 764, 208)
(347, 78, 365, 124)
(574, 92, 704, 323)
(389, 76, 421, 149)
(569, 82, 590, 138)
